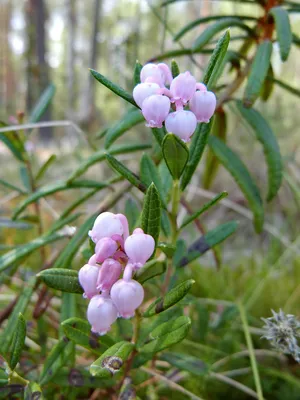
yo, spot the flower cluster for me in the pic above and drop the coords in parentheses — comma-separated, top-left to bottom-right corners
(262, 309, 300, 363)
(79, 212, 155, 335)
(133, 63, 217, 142)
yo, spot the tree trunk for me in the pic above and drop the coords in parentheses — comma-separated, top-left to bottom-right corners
(78, 0, 103, 128)
(25, 0, 52, 141)
(66, 0, 76, 117)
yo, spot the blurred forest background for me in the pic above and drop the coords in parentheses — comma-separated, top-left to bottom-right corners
(1, 0, 300, 266)
(1, 1, 300, 398)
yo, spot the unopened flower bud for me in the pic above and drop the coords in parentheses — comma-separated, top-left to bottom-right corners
(78, 264, 99, 299)
(170, 71, 196, 104)
(189, 90, 217, 123)
(133, 82, 160, 108)
(124, 228, 155, 268)
(142, 94, 170, 128)
(165, 110, 197, 142)
(95, 237, 118, 263)
(87, 295, 118, 335)
(111, 279, 144, 319)
(97, 258, 122, 292)
(140, 63, 172, 87)
(88, 212, 124, 243)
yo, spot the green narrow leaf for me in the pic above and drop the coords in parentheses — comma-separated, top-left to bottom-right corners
(67, 143, 151, 183)
(125, 198, 140, 232)
(0, 178, 26, 194)
(244, 40, 272, 107)
(0, 368, 9, 387)
(0, 218, 32, 229)
(261, 65, 274, 102)
(140, 154, 166, 205)
(271, 77, 300, 98)
(138, 316, 191, 353)
(52, 214, 97, 269)
(133, 61, 143, 86)
(143, 279, 195, 317)
(160, 352, 208, 376)
(171, 60, 180, 77)
(35, 154, 57, 181)
(236, 101, 282, 201)
(141, 183, 161, 246)
(105, 153, 147, 192)
(38, 269, 83, 294)
(0, 277, 36, 353)
(178, 221, 238, 267)
(203, 109, 227, 189)
(149, 48, 213, 62)
(12, 180, 108, 219)
(208, 135, 264, 232)
(192, 19, 253, 51)
(135, 259, 167, 284)
(0, 122, 25, 162)
(105, 109, 144, 149)
(0, 232, 65, 273)
(29, 84, 56, 123)
(19, 166, 31, 192)
(180, 191, 228, 229)
(90, 341, 134, 378)
(90, 69, 137, 107)
(269, 7, 292, 61)
(39, 337, 73, 385)
(181, 120, 214, 190)
(157, 242, 175, 258)
(202, 30, 230, 90)
(61, 317, 114, 354)
(174, 15, 256, 41)
(161, 209, 171, 237)
(162, 134, 189, 180)
(9, 313, 26, 370)
(51, 368, 115, 388)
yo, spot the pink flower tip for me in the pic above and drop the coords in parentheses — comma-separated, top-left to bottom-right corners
(110, 279, 144, 319)
(87, 295, 118, 335)
(165, 110, 197, 143)
(141, 94, 170, 128)
(189, 90, 217, 123)
(124, 229, 155, 268)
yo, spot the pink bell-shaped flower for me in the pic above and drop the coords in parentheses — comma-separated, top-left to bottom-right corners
(95, 237, 118, 263)
(124, 228, 155, 268)
(142, 94, 170, 128)
(170, 71, 196, 104)
(140, 63, 172, 87)
(133, 82, 160, 108)
(78, 264, 99, 299)
(87, 295, 118, 335)
(97, 258, 122, 292)
(189, 90, 217, 123)
(88, 212, 124, 243)
(165, 110, 197, 142)
(110, 279, 144, 319)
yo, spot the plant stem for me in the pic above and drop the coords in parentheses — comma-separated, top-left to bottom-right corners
(162, 180, 181, 295)
(9, 371, 29, 386)
(238, 302, 264, 400)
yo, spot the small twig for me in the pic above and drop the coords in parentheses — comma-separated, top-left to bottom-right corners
(180, 197, 221, 269)
(238, 302, 264, 400)
(0, 297, 18, 326)
(141, 366, 206, 400)
(209, 372, 259, 399)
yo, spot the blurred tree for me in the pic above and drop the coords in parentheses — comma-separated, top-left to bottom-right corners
(66, 0, 76, 117)
(25, 0, 52, 140)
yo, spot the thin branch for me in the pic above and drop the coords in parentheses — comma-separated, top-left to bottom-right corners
(238, 302, 264, 400)
(209, 372, 259, 399)
(141, 367, 206, 400)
